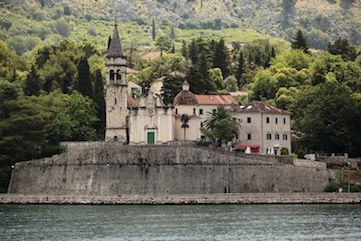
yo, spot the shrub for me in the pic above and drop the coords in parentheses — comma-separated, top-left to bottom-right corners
(281, 147, 289, 155)
(324, 180, 341, 192)
(297, 150, 305, 159)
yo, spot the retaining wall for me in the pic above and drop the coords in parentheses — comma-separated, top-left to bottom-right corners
(8, 143, 332, 195)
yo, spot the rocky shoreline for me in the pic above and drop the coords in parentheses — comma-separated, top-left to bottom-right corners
(1, 193, 361, 205)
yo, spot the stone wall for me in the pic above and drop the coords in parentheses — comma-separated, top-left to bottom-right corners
(8, 142, 332, 195)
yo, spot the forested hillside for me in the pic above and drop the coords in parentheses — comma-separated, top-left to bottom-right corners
(1, 0, 361, 56)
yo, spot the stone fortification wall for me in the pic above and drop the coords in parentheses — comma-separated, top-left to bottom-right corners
(8, 142, 332, 195)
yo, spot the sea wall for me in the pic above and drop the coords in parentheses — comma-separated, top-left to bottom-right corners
(8, 142, 333, 195)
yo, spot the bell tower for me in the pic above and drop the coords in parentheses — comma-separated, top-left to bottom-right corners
(105, 23, 128, 142)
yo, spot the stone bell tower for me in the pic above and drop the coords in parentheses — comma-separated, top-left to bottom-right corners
(105, 23, 128, 142)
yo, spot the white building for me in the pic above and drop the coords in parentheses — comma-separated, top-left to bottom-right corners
(235, 99, 292, 155)
(173, 81, 238, 141)
(105, 24, 292, 154)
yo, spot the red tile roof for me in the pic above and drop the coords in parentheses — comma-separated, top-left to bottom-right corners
(173, 90, 198, 106)
(236, 101, 291, 114)
(195, 95, 238, 105)
(139, 51, 161, 60)
(126, 67, 139, 74)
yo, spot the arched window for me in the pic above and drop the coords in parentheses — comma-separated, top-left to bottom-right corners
(115, 98, 117, 105)
(116, 70, 121, 83)
(110, 70, 114, 83)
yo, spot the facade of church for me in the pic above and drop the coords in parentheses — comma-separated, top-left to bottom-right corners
(105, 25, 292, 154)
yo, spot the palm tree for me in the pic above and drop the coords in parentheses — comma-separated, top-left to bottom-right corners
(181, 113, 190, 141)
(203, 105, 239, 145)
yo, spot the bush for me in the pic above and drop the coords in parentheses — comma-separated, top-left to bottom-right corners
(297, 150, 305, 159)
(281, 147, 289, 155)
(324, 180, 341, 192)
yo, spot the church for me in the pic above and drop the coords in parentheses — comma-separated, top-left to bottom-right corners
(105, 24, 174, 144)
(104, 24, 292, 155)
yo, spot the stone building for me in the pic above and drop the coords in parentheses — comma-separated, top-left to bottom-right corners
(105, 24, 174, 144)
(234, 99, 292, 155)
(105, 24, 292, 154)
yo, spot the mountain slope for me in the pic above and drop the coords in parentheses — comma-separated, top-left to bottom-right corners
(0, 0, 360, 55)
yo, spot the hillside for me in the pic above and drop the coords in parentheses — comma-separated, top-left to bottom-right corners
(1, 0, 361, 55)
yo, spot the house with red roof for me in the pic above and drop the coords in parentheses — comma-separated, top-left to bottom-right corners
(234, 99, 292, 155)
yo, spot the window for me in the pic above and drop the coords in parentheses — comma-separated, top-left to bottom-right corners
(200, 122, 203, 128)
(175, 108, 178, 115)
(266, 117, 270, 123)
(275, 117, 278, 124)
(110, 70, 114, 82)
(115, 98, 117, 105)
(247, 117, 251, 123)
(116, 70, 121, 83)
(212, 109, 216, 113)
(199, 109, 203, 115)
(275, 134, 279, 140)
(283, 118, 286, 124)
(247, 133, 252, 140)
(283, 134, 288, 140)
(266, 133, 272, 140)
(193, 108, 196, 115)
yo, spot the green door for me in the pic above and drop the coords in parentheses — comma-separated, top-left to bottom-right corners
(147, 132, 155, 144)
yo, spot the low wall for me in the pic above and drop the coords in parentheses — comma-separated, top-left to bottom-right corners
(8, 143, 332, 195)
(2, 193, 361, 204)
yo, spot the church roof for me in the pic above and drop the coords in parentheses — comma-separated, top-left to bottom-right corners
(173, 90, 198, 106)
(107, 24, 125, 58)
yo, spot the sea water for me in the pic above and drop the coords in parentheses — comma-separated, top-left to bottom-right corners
(1, 204, 361, 241)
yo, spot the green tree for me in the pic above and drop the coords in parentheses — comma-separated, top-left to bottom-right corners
(181, 114, 190, 141)
(291, 29, 309, 53)
(170, 26, 176, 39)
(223, 75, 239, 92)
(235, 50, 245, 87)
(290, 82, 355, 153)
(282, 0, 297, 11)
(155, 35, 173, 53)
(0, 41, 27, 82)
(24, 65, 41, 96)
(0, 95, 52, 163)
(202, 105, 239, 145)
(76, 57, 93, 98)
(47, 91, 98, 143)
(152, 19, 156, 41)
(93, 69, 105, 139)
(212, 39, 230, 78)
(180, 40, 188, 60)
(328, 37, 357, 61)
(161, 74, 185, 105)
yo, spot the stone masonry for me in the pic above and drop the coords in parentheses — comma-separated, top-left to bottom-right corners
(8, 142, 333, 195)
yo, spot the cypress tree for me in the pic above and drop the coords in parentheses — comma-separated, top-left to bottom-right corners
(93, 69, 105, 140)
(181, 40, 188, 59)
(152, 19, 156, 41)
(76, 57, 93, 98)
(212, 39, 230, 78)
(170, 26, 175, 39)
(235, 51, 244, 88)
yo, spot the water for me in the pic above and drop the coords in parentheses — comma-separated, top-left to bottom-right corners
(1, 204, 361, 241)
